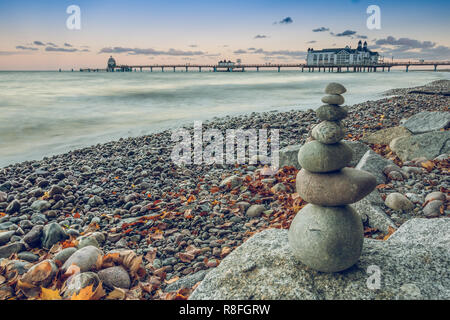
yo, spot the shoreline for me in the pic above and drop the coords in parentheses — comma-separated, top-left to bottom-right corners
(1, 78, 449, 170)
(0, 79, 448, 300)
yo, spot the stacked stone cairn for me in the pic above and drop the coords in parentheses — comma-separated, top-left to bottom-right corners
(288, 83, 377, 272)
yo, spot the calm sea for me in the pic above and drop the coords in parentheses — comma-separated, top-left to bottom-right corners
(1, 70, 449, 167)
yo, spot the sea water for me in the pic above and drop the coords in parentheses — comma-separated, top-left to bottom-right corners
(0, 70, 449, 167)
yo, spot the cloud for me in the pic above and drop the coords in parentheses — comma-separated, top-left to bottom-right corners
(307, 40, 317, 44)
(188, 44, 198, 48)
(372, 36, 450, 59)
(47, 42, 57, 47)
(247, 47, 256, 51)
(274, 17, 293, 24)
(99, 47, 206, 56)
(234, 49, 247, 54)
(16, 45, 38, 51)
(312, 27, 329, 32)
(375, 36, 435, 49)
(45, 46, 78, 52)
(234, 47, 306, 58)
(334, 30, 357, 37)
(254, 34, 268, 39)
(356, 35, 368, 39)
(64, 43, 73, 47)
(33, 41, 45, 46)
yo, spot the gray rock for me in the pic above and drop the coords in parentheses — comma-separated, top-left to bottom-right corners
(0, 191, 8, 203)
(17, 251, 40, 262)
(321, 94, 344, 105)
(352, 190, 397, 234)
(97, 266, 131, 289)
(385, 193, 414, 212)
(296, 168, 377, 206)
(423, 200, 444, 217)
(77, 235, 100, 249)
(278, 144, 302, 169)
(361, 126, 412, 145)
(23, 225, 43, 247)
(219, 175, 243, 189)
(311, 121, 345, 144)
(402, 111, 450, 134)
(425, 192, 446, 203)
(315, 104, 348, 121)
(30, 200, 51, 212)
(0, 242, 25, 258)
(298, 141, 353, 173)
(6, 200, 21, 214)
(53, 247, 77, 264)
(355, 150, 398, 184)
(64, 272, 100, 298)
(165, 270, 209, 292)
(62, 245, 103, 272)
(190, 219, 450, 300)
(0, 230, 15, 246)
(324, 82, 346, 95)
(288, 204, 363, 272)
(344, 140, 371, 167)
(87, 195, 104, 207)
(246, 205, 266, 218)
(390, 131, 450, 162)
(41, 222, 69, 249)
(48, 185, 64, 197)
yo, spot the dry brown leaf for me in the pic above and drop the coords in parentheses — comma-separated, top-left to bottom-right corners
(64, 264, 81, 278)
(383, 226, 396, 241)
(164, 276, 179, 285)
(421, 160, 435, 172)
(39, 287, 62, 300)
(106, 287, 126, 300)
(90, 282, 106, 300)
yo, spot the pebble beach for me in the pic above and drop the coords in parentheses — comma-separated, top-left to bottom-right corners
(0, 79, 449, 300)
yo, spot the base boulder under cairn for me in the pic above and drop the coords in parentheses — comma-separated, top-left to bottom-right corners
(189, 218, 450, 300)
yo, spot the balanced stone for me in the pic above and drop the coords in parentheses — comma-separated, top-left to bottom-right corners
(297, 141, 352, 173)
(316, 104, 348, 121)
(311, 121, 345, 144)
(321, 94, 344, 105)
(325, 82, 347, 95)
(288, 204, 363, 272)
(296, 168, 377, 206)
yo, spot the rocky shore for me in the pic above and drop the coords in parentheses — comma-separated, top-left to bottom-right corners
(0, 80, 449, 300)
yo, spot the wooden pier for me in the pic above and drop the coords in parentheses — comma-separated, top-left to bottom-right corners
(79, 61, 450, 73)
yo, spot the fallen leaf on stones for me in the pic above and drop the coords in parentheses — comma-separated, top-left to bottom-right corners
(383, 226, 396, 241)
(164, 276, 179, 285)
(106, 287, 126, 300)
(421, 161, 435, 172)
(91, 282, 106, 300)
(70, 284, 95, 300)
(0, 275, 5, 285)
(64, 264, 81, 278)
(144, 247, 157, 264)
(178, 252, 194, 263)
(39, 287, 62, 300)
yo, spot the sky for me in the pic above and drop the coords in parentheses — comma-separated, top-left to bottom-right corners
(0, 0, 449, 70)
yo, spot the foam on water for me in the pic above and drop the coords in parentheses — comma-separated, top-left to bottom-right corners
(0, 70, 449, 167)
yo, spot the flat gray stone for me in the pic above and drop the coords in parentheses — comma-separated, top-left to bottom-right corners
(278, 144, 302, 169)
(298, 141, 353, 173)
(361, 126, 412, 145)
(0, 242, 25, 258)
(325, 82, 346, 95)
(390, 131, 450, 162)
(355, 150, 398, 184)
(165, 270, 209, 292)
(402, 111, 450, 134)
(344, 140, 371, 167)
(311, 121, 345, 144)
(190, 218, 450, 300)
(316, 104, 348, 121)
(321, 94, 344, 105)
(62, 245, 103, 272)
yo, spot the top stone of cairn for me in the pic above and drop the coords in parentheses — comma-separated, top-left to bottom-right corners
(325, 82, 347, 95)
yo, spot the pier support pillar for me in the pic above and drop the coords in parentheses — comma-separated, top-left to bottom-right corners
(434, 65, 437, 72)
(173, 67, 176, 72)
(278, 66, 281, 72)
(162, 67, 164, 72)
(257, 67, 259, 72)
(199, 67, 202, 72)
(213, 67, 216, 72)
(406, 65, 409, 72)
(186, 66, 188, 72)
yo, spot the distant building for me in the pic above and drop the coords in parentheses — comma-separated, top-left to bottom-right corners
(306, 41, 379, 66)
(107, 56, 116, 71)
(218, 60, 235, 67)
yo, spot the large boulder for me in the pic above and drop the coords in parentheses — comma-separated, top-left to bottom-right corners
(401, 111, 450, 134)
(390, 131, 450, 162)
(343, 140, 371, 167)
(190, 218, 450, 300)
(361, 126, 411, 145)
